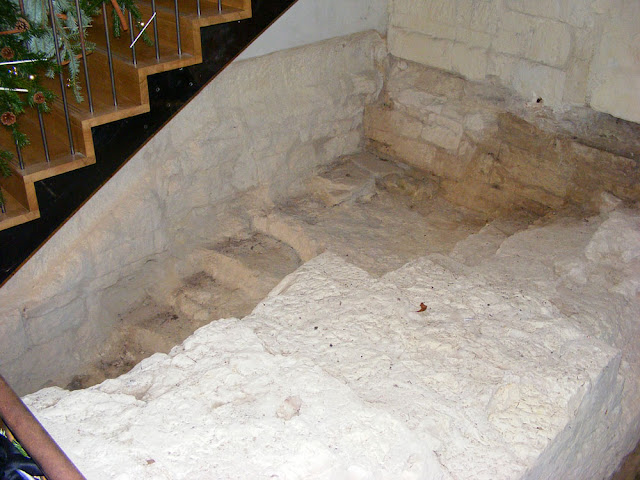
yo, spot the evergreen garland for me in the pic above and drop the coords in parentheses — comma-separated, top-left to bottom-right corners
(1, 0, 57, 210)
(16, 0, 95, 103)
(0, 0, 152, 212)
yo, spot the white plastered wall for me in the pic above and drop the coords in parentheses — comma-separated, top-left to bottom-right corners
(387, 0, 640, 123)
(239, 0, 388, 59)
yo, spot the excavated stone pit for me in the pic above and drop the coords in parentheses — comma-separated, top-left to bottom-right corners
(3, 24, 639, 478)
(25, 153, 640, 479)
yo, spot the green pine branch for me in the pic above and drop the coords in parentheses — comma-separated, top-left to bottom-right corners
(0, 0, 152, 212)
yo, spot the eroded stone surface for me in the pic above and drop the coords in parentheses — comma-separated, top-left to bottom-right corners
(366, 59, 640, 218)
(14, 152, 640, 478)
(255, 154, 484, 277)
(23, 218, 634, 478)
(65, 232, 302, 390)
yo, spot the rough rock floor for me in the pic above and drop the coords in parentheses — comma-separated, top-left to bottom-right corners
(66, 153, 496, 390)
(25, 153, 640, 479)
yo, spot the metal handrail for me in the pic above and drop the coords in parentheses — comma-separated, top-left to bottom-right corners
(0, 374, 86, 480)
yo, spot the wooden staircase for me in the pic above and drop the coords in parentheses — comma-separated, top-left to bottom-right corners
(0, 0, 251, 231)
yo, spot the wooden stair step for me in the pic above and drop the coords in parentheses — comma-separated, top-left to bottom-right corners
(37, 56, 150, 124)
(8, 153, 94, 184)
(0, 188, 40, 231)
(0, 165, 38, 213)
(4, 103, 93, 163)
(39, 84, 150, 128)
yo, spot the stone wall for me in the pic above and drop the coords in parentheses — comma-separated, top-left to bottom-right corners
(365, 58, 640, 218)
(0, 31, 386, 395)
(387, 0, 640, 123)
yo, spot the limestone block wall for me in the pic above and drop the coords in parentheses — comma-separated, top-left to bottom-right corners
(365, 59, 640, 218)
(387, 0, 640, 123)
(0, 31, 386, 395)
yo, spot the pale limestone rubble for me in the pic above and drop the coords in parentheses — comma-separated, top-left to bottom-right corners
(23, 204, 640, 479)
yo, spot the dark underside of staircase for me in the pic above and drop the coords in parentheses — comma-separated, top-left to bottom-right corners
(0, 0, 297, 285)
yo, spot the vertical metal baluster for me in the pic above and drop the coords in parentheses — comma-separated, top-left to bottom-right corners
(74, 0, 93, 113)
(47, 0, 75, 155)
(102, 3, 117, 106)
(128, 10, 137, 65)
(196, 0, 201, 16)
(151, 0, 160, 60)
(17, 0, 26, 177)
(218, 0, 222, 13)
(14, 138, 24, 170)
(37, 110, 50, 163)
(174, 0, 182, 56)
(0, 189, 6, 214)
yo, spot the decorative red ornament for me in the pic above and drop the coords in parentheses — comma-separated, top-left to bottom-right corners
(1, 112, 16, 126)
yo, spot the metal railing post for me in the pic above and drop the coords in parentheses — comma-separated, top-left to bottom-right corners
(102, 3, 118, 106)
(151, 0, 160, 60)
(47, 0, 75, 155)
(174, 0, 182, 56)
(74, 0, 94, 113)
(14, 138, 24, 170)
(37, 110, 50, 163)
(128, 10, 137, 65)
